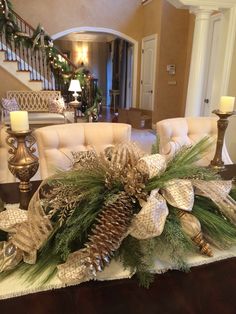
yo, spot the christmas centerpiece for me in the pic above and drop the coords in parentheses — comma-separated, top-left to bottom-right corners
(0, 138, 236, 288)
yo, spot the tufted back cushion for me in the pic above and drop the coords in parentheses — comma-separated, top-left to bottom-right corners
(7, 91, 61, 112)
(34, 122, 131, 179)
(156, 117, 232, 166)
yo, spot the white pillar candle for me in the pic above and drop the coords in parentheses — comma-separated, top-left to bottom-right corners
(219, 96, 235, 113)
(10, 111, 29, 131)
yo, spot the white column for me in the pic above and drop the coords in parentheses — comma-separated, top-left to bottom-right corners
(185, 7, 217, 117)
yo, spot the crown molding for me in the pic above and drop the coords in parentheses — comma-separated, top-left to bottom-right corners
(166, 0, 236, 9)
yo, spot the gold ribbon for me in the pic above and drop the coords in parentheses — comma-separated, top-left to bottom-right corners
(193, 180, 236, 224)
(129, 189, 169, 239)
(129, 154, 234, 240)
(130, 154, 195, 239)
(0, 181, 53, 271)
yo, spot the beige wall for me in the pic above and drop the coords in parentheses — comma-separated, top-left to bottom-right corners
(7, 0, 192, 120)
(154, 1, 191, 122)
(0, 68, 30, 100)
(11, 0, 144, 41)
(225, 33, 236, 162)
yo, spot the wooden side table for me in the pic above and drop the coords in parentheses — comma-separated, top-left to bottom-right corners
(69, 101, 80, 122)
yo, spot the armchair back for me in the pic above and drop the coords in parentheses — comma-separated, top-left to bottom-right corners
(34, 122, 131, 179)
(156, 117, 232, 166)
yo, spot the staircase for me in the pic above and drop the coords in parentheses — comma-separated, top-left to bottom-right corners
(0, 8, 76, 94)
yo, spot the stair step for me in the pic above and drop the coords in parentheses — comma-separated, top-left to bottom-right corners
(17, 70, 30, 72)
(29, 79, 43, 82)
(4, 59, 17, 62)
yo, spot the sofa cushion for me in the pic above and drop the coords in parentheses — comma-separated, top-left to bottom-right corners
(1, 98, 19, 113)
(49, 97, 66, 114)
(4, 112, 66, 126)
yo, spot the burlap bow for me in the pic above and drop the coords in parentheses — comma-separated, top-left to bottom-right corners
(129, 154, 235, 239)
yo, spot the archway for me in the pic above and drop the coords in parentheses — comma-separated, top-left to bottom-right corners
(52, 27, 138, 108)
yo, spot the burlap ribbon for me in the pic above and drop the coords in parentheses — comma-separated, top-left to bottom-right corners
(129, 154, 234, 240)
(0, 181, 53, 270)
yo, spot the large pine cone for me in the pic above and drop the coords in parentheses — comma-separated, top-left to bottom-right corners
(58, 191, 134, 284)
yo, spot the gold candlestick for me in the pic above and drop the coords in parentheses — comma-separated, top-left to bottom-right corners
(6, 128, 39, 210)
(210, 110, 235, 170)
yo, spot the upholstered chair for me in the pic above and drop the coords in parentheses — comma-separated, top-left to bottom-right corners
(34, 122, 131, 179)
(156, 117, 232, 166)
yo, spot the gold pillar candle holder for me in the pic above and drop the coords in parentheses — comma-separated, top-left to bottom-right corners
(210, 109, 235, 170)
(6, 128, 39, 210)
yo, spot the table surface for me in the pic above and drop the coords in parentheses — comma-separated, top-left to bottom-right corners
(0, 166, 236, 314)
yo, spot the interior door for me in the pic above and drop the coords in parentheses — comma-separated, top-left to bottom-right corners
(140, 35, 157, 111)
(126, 45, 133, 109)
(202, 14, 222, 116)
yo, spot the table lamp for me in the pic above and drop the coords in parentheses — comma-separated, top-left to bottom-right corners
(68, 79, 82, 102)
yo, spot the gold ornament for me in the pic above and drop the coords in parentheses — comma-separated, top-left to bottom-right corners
(0, 242, 23, 272)
(178, 210, 213, 257)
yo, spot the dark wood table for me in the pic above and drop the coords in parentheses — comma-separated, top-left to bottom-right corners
(0, 167, 235, 314)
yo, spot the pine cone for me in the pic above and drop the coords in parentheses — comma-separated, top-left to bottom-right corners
(58, 192, 134, 284)
(86, 192, 133, 270)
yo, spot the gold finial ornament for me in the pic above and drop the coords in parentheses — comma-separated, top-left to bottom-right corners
(178, 210, 213, 257)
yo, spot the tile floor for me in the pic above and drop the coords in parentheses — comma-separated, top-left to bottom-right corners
(99, 106, 157, 154)
(131, 128, 156, 154)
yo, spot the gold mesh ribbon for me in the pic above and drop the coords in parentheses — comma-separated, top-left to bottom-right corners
(57, 250, 96, 284)
(0, 208, 27, 232)
(193, 180, 236, 225)
(11, 183, 53, 263)
(129, 189, 169, 239)
(161, 179, 194, 211)
(137, 154, 166, 179)
(0, 181, 53, 270)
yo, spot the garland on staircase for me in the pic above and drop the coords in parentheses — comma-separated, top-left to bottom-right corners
(0, 0, 77, 82)
(0, 138, 236, 288)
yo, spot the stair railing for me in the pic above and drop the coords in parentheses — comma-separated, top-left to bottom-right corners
(0, 9, 77, 92)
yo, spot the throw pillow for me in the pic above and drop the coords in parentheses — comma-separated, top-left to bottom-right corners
(71, 150, 97, 169)
(48, 97, 66, 114)
(1, 98, 19, 112)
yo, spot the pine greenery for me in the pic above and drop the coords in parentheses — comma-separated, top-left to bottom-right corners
(147, 137, 218, 191)
(0, 137, 236, 289)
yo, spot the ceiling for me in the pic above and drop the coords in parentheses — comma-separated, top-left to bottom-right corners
(57, 32, 116, 43)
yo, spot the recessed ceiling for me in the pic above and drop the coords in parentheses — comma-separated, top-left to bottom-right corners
(57, 32, 116, 43)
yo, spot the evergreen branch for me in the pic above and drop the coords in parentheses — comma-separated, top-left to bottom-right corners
(192, 203, 236, 248)
(167, 137, 214, 169)
(151, 134, 159, 154)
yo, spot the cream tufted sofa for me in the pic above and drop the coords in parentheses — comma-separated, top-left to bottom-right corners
(156, 117, 232, 166)
(33, 122, 131, 179)
(2, 91, 66, 126)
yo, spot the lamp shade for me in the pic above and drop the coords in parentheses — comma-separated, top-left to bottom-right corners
(68, 79, 81, 92)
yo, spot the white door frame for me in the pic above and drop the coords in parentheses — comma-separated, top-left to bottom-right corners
(201, 13, 223, 116)
(139, 34, 158, 111)
(52, 27, 138, 107)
